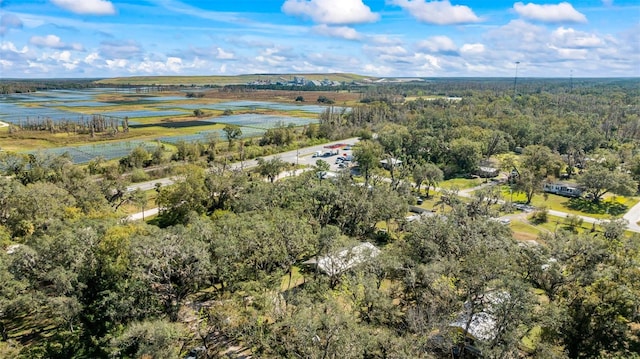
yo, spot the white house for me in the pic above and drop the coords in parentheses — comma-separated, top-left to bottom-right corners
(303, 242, 380, 276)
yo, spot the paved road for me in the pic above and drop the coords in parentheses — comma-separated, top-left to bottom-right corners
(124, 142, 640, 234)
(455, 181, 640, 233)
(127, 207, 159, 221)
(622, 200, 640, 232)
(126, 137, 359, 193)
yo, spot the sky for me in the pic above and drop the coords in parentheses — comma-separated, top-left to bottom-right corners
(0, 0, 638, 78)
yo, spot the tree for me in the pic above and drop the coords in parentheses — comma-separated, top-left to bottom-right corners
(482, 130, 512, 158)
(205, 132, 219, 162)
(122, 146, 150, 169)
(131, 226, 212, 320)
(448, 138, 482, 175)
(353, 140, 383, 186)
(423, 163, 444, 198)
(156, 166, 208, 226)
(109, 319, 187, 358)
(314, 159, 331, 181)
(256, 156, 289, 183)
(515, 145, 564, 204)
(534, 230, 640, 358)
(223, 124, 242, 150)
(577, 164, 636, 202)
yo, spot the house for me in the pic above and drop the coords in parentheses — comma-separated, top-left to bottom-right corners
(380, 157, 402, 170)
(302, 242, 380, 276)
(543, 181, 583, 198)
(449, 291, 510, 357)
(476, 166, 499, 178)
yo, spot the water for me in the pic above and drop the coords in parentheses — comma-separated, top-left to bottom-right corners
(161, 100, 347, 114)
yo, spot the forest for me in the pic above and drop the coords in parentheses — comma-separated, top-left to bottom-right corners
(1, 78, 639, 358)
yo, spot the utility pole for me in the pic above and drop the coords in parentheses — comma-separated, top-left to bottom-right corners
(513, 61, 520, 98)
(570, 69, 573, 92)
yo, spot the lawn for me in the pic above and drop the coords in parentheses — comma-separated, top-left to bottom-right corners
(439, 177, 484, 190)
(500, 186, 638, 219)
(509, 219, 545, 242)
(280, 266, 306, 291)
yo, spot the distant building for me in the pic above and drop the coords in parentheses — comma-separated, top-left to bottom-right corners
(543, 182, 583, 198)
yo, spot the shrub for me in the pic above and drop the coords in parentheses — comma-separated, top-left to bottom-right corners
(317, 95, 334, 104)
(530, 207, 548, 224)
(130, 168, 150, 183)
(295, 96, 305, 102)
(565, 214, 584, 232)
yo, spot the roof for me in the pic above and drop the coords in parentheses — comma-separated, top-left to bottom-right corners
(379, 158, 402, 165)
(303, 242, 380, 276)
(324, 143, 346, 149)
(449, 291, 509, 341)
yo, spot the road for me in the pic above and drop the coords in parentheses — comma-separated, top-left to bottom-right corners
(622, 200, 640, 232)
(124, 140, 640, 234)
(126, 137, 359, 193)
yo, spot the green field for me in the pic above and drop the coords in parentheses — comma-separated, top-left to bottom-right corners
(501, 186, 638, 219)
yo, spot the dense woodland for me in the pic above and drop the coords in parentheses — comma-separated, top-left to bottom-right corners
(1, 78, 640, 358)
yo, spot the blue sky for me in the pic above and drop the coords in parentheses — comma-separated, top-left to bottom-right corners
(0, 0, 638, 78)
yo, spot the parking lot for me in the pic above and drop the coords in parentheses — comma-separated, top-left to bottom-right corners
(301, 143, 356, 174)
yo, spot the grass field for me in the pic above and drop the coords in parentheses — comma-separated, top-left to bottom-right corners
(501, 186, 638, 219)
(439, 177, 484, 190)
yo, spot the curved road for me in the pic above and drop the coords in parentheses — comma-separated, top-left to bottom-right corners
(125, 139, 640, 234)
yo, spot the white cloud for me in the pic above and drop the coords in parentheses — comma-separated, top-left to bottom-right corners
(368, 35, 403, 45)
(416, 35, 457, 54)
(513, 2, 587, 23)
(390, 0, 481, 25)
(362, 63, 394, 76)
(460, 43, 485, 55)
(100, 40, 142, 58)
(105, 58, 128, 69)
(29, 35, 84, 51)
(486, 19, 548, 52)
(548, 45, 588, 60)
(215, 47, 235, 60)
(551, 27, 604, 48)
(50, 0, 116, 15)
(602, 0, 613, 6)
(0, 14, 23, 35)
(84, 52, 100, 65)
(363, 44, 408, 56)
(1, 41, 29, 54)
(312, 24, 361, 40)
(282, 0, 379, 24)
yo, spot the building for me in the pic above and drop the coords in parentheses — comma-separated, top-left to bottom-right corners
(449, 291, 510, 357)
(302, 242, 380, 276)
(543, 182, 583, 198)
(476, 166, 499, 178)
(380, 157, 402, 170)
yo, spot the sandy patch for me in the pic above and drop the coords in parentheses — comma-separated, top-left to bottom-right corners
(0, 121, 8, 128)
